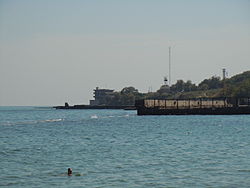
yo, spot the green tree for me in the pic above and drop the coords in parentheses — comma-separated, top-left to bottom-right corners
(121, 87, 138, 95)
(198, 76, 222, 90)
(232, 79, 250, 97)
(183, 80, 197, 92)
(170, 80, 197, 92)
(170, 80, 185, 92)
(157, 85, 170, 94)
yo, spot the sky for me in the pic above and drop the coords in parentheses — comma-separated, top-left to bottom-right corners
(0, 0, 250, 106)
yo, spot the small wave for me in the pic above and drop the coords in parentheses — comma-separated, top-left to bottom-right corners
(55, 172, 85, 177)
(117, 114, 130, 118)
(0, 150, 8, 156)
(0, 120, 37, 126)
(237, 169, 250, 172)
(75, 173, 84, 176)
(42, 119, 63, 123)
(90, 115, 98, 119)
(0, 118, 63, 126)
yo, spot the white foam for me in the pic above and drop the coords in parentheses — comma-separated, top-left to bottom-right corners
(0, 118, 63, 126)
(43, 118, 62, 122)
(90, 115, 98, 119)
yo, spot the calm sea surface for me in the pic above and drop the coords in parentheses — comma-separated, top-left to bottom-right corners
(0, 106, 250, 187)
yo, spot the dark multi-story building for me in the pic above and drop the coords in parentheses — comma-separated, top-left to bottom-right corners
(89, 87, 115, 106)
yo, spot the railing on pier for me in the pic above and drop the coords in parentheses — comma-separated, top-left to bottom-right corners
(135, 98, 250, 110)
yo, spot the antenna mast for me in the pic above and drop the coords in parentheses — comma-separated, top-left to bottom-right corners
(169, 46, 171, 86)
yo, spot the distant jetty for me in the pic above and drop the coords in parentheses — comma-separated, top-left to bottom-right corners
(135, 97, 250, 115)
(53, 87, 136, 110)
(54, 103, 136, 110)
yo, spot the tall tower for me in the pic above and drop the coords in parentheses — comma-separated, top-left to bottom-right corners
(222, 68, 226, 80)
(169, 46, 171, 86)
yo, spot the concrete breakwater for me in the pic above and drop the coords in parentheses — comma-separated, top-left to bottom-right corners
(135, 97, 250, 115)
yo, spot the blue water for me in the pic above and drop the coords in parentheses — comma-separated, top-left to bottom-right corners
(0, 107, 250, 187)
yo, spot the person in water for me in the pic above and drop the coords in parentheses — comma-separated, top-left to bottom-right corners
(68, 168, 72, 176)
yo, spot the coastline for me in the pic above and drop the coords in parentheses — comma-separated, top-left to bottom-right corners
(53, 104, 136, 110)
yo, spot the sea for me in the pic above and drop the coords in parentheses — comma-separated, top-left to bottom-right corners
(0, 106, 250, 188)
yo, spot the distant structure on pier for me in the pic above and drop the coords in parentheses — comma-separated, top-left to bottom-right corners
(89, 87, 115, 106)
(222, 68, 227, 80)
(164, 76, 168, 86)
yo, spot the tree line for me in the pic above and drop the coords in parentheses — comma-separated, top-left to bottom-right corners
(103, 71, 250, 106)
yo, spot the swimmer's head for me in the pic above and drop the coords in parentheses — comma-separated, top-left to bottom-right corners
(68, 168, 72, 176)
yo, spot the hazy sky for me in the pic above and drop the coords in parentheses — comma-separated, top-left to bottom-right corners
(0, 0, 250, 106)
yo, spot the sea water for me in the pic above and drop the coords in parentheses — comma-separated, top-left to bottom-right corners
(0, 106, 250, 187)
